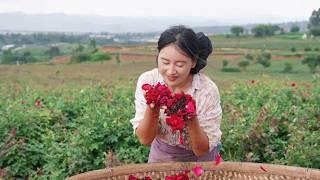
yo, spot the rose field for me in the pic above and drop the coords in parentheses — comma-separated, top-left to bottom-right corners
(0, 35, 320, 178)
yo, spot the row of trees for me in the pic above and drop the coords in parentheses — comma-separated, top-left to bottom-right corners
(221, 52, 272, 72)
(1, 50, 36, 64)
(230, 25, 301, 37)
(0, 39, 112, 64)
(221, 53, 320, 73)
(0, 33, 115, 47)
(230, 8, 320, 37)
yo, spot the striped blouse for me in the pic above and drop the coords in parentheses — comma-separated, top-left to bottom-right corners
(130, 68, 222, 151)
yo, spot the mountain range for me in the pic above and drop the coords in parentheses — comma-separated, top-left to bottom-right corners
(0, 12, 309, 34)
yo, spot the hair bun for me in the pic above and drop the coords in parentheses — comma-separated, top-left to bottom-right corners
(190, 32, 213, 74)
(196, 32, 213, 60)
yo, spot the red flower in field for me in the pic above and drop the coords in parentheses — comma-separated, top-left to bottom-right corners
(291, 82, 296, 87)
(192, 165, 204, 177)
(9, 128, 17, 137)
(215, 153, 222, 165)
(35, 99, 42, 107)
(0, 168, 7, 177)
(144, 176, 152, 180)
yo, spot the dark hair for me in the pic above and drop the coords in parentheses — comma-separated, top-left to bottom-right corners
(157, 25, 213, 74)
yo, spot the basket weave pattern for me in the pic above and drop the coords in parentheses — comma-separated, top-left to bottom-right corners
(69, 161, 320, 180)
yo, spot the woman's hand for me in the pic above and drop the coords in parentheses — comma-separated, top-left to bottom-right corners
(143, 90, 160, 117)
(135, 90, 161, 146)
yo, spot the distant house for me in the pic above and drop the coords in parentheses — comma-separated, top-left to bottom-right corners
(1, 44, 15, 51)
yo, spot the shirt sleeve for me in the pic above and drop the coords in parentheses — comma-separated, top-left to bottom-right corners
(129, 71, 155, 132)
(196, 83, 222, 152)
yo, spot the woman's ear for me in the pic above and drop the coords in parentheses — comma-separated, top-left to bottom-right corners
(155, 55, 159, 65)
(192, 59, 197, 68)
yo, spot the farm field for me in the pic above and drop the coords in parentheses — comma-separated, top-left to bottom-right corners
(0, 35, 319, 178)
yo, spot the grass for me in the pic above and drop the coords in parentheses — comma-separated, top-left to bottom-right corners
(1, 35, 319, 91)
(211, 35, 320, 50)
(0, 57, 316, 94)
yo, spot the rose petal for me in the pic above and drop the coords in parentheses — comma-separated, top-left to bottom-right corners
(260, 166, 267, 172)
(192, 165, 204, 177)
(215, 153, 222, 165)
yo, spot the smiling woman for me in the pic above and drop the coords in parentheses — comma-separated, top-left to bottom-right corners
(130, 25, 222, 163)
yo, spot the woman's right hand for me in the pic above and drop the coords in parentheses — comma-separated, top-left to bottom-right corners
(143, 90, 160, 117)
(136, 90, 161, 145)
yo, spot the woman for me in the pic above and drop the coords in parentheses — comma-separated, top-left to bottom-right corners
(130, 25, 222, 163)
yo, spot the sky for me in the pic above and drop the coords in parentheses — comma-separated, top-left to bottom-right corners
(0, 0, 319, 21)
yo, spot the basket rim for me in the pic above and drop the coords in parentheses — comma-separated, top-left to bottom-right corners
(68, 161, 320, 180)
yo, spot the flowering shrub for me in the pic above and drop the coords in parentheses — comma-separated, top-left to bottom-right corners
(0, 75, 319, 179)
(0, 86, 148, 178)
(221, 76, 320, 168)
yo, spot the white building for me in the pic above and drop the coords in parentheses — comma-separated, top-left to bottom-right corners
(1, 44, 15, 51)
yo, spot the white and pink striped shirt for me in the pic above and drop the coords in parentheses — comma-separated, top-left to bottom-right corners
(130, 68, 222, 151)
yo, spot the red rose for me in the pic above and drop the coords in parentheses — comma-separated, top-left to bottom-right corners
(186, 100, 196, 114)
(142, 84, 153, 91)
(35, 99, 42, 107)
(166, 115, 185, 132)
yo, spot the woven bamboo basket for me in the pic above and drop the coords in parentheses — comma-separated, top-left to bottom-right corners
(68, 161, 320, 180)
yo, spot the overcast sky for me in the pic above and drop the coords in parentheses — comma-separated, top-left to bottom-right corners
(0, 0, 318, 21)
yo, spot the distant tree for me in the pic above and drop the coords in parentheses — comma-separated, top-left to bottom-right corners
(75, 44, 84, 53)
(116, 53, 121, 65)
(280, 28, 286, 34)
(251, 25, 265, 37)
(270, 25, 280, 34)
(245, 53, 254, 61)
(230, 26, 244, 36)
(290, 25, 300, 33)
(1, 49, 15, 64)
(90, 51, 111, 62)
(222, 59, 229, 68)
(282, 62, 293, 73)
(252, 24, 280, 37)
(256, 52, 271, 69)
(310, 27, 320, 36)
(89, 39, 96, 49)
(308, 8, 320, 36)
(71, 52, 90, 63)
(19, 51, 36, 64)
(0, 50, 36, 64)
(304, 47, 312, 52)
(302, 55, 320, 73)
(238, 60, 250, 71)
(46, 46, 60, 58)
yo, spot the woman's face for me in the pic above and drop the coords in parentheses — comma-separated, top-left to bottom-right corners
(157, 44, 196, 90)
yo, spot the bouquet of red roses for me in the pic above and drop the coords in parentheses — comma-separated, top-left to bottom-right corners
(142, 83, 196, 144)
